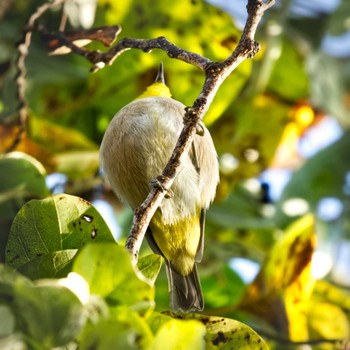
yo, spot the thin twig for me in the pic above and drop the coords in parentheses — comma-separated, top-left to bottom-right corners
(6, 0, 66, 153)
(125, 0, 275, 263)
(256, 328, 348, 348)
(10, 0, 275, 263)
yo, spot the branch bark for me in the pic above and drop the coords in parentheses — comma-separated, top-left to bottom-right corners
(11, 0, 275, 263)
(124, 0, 275, 263)
(6, 0, 66, 152)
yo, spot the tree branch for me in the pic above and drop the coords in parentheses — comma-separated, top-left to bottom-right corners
(12, 0, 275, 263)
(6, 0, 66, 152)
(124, 0, 275, 263)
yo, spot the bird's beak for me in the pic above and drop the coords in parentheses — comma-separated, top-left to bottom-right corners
(155, 62, 165, 84)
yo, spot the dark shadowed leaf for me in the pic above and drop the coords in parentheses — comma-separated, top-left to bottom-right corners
(0, 264, 84, 348)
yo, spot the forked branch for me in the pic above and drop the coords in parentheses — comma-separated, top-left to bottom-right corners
(10, 0, 275, 263)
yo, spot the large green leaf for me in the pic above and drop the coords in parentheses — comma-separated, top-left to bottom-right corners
(150, 318, 206, 350)
(0, 152, 49, 262)
(80, 306, 153, 350)
(17, 249, 78, 279)
(0, 152, 48, 217)
(0, 264, 84, 349)
(73, 243, 155, 314)
(5, 194, 115, 278)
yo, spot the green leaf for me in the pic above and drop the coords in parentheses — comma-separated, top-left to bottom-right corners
(150, 318, 206, 350)
(80, 307, 153, 350)
(0, 264, 33, 302)
(0, 152, 48, 204)
(54, 150, 99, 179)
(137, 254, 163, 285)
(146, 311, 173, 334)
(0, 152, 49, 262)
(202, 265, 246, 309)
(15, 284, 84, 348)
(203, 316, 269, 350)
(30, 115, 98, 153)
(6, 194, 115, 278)
(73, 243, 155, 314)
(0, 264, 84, 348)
(92, 0, 250, 128)
(268, 38, 309, 102)
(0, 152, 48, 227)
(17, 249, 78, 279)
(0, 305, 15, 337)
(308, 302, 350, 340)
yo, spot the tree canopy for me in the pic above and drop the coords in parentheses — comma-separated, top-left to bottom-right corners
(1, 0, 350, 349)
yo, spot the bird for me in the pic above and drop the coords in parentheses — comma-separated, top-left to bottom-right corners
(100, 63, 219, 312)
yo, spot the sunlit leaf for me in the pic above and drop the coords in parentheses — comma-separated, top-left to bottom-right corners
(30, 115, 98, 153)
(93, 0, 250, 127)
(137, 254, 163, 285)
(73, 243, 155, 314)
(240, 215, 316, 336)
(314, 280, 350, 311)
(165, 312, 269, 350)
(283, 263, 313, 341)
(6, 194, 115, 278)
(308, 301, 350, 340)
(150, 318, 206, 350)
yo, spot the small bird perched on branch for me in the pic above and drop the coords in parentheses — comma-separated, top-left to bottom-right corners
(100, 63, 219, 312)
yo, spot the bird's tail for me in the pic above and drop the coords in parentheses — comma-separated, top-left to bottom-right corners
(166, 263, 204, 312)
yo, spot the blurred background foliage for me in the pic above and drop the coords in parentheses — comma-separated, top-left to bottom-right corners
(1, 0, 350, 348)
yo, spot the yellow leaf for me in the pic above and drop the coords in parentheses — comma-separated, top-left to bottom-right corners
(308, 302, 350, 340)
(284, 264, 314, 341)
(239, 215, 316, 337)
(149, 319, 206, 350)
